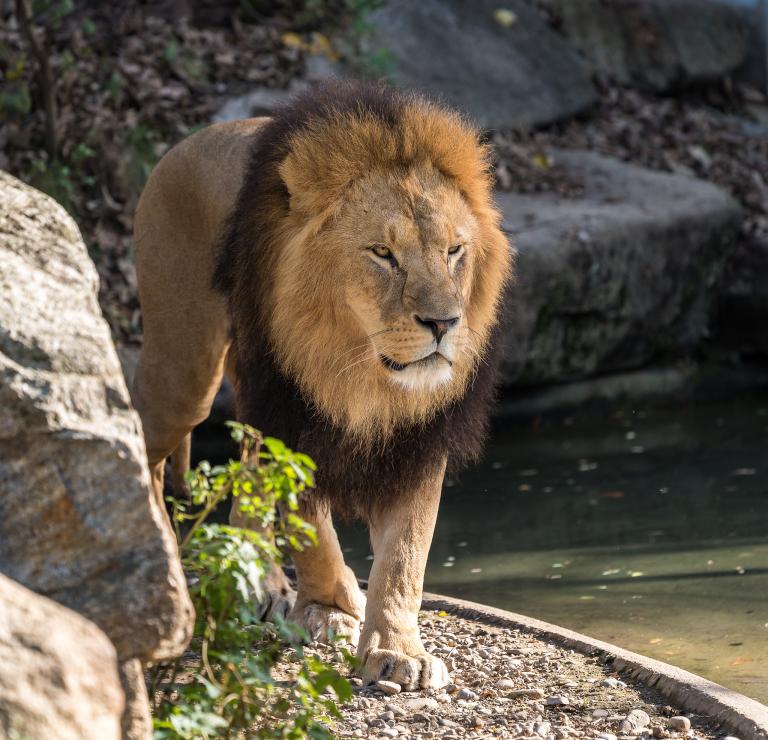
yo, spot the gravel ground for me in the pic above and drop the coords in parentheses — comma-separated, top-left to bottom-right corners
(308, 610, 727, 740)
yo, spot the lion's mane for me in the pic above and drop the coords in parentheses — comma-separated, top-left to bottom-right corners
(214, 81, 512, 520)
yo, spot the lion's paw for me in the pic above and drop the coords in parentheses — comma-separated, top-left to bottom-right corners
(255, 563, 297, 622)
(361, 648, 450, 691)
(295, 603, 362, 646)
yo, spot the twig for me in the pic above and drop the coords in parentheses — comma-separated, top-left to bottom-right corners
(14, 0, 57, 159)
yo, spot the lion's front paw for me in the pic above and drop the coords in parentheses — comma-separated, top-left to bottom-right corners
(256, 562, 297, 621)
(361, 648, 450, 691)
(295, 603, 362, 646)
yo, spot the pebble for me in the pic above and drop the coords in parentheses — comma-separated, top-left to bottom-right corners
(404, 697, 439, 711)
(620, 708, 651, 734)
(668, 716, 691, 732)
(375, 680, 401, 696)
(546, 695, 570, 705)
(288, 612, 722, 740)
(508, 688, 545, 699)
(385, 703, 407, 716)
(601, 677, 628, 689)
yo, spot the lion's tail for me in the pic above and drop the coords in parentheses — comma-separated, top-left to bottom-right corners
(169, 433, 192, 498)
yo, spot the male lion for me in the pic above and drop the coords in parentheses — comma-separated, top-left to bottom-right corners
(132, 81, 512, 690)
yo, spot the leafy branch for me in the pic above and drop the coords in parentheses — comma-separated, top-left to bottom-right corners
(150, 423, 352, 739)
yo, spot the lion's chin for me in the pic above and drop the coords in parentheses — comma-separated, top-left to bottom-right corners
(384, 353, 455, 392)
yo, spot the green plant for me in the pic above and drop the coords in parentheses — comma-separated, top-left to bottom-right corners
(151, 423, 353, 739)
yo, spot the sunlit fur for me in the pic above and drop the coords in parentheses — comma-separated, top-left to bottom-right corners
(231, 84, 512, 447)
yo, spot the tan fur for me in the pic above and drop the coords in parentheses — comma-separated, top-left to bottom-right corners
(132, 96, 511, 689)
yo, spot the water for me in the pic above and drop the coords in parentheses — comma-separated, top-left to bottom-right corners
(340, 398, 768, 704)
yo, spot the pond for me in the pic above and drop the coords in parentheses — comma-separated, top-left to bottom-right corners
(338, 397, 768, 704)
(193, 391, 768, 703)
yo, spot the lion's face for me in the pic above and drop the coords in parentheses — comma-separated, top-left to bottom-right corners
(338, 168, 479, 393)
(268, 102, 511, 444)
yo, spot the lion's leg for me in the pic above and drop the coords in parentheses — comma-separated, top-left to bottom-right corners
(132, 337, 229, 505)
(357, 461, 450, 690)
(287, 503, 366, 645)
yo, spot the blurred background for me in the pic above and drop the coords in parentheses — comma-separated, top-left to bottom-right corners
(1, 0, 767, 704)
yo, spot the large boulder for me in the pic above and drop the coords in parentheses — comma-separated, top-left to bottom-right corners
(499, 151, 742, 385)
(355, 0, 596, 130)
(547, 0, 749, 93)
(0, 170, 193, 663)
(0, 573, 123, 740)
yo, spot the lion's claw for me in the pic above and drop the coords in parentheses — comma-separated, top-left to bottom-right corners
(361, 648, 450, 690)
(294, 603, 362, 646)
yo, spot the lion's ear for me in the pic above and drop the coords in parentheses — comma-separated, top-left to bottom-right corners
(278, 149, 349, 217)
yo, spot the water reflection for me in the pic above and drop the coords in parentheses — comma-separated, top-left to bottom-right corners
(341, 398, 768, 703)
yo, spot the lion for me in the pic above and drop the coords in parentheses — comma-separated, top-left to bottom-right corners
(132, 80, 512, 690)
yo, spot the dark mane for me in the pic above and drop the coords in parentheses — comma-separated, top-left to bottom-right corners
(213, 80, 505, 521)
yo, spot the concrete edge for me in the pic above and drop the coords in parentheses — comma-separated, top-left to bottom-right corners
(420, 592, 768, 740)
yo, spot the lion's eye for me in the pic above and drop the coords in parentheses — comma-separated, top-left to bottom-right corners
(448, 244, 463, 257)
(371, 244, 394, 260)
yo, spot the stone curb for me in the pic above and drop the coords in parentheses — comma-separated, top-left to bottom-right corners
(421, 592, 768, 740)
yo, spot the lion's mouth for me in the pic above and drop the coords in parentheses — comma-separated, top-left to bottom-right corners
(379, 352, 451, 372)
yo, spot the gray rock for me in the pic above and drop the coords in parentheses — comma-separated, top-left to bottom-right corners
(457, 687, 478, 700)
(0, 573, 123, 740)
(509, 688, 546, 699)
(375, 680, 402, 695)
(0, 171, 193, 663)
(498, 150, 741, 386)
(548, 0, 748, 92)
(546, 695, 570, 705)
(601, 677, 627, 690)
(667, 716, 692, 732)
(620, 708, 651, 734)
(358, 0, 595, 130)
(404, 697, 439, 711)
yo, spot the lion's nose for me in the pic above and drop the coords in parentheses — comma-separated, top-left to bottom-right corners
(415, 315, 459, 344)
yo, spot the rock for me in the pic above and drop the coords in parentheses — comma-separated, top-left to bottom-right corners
(592, 709, 610, 718)
(620, 709, 651, 734)
(509, 688, 546, 699)
(357, 0, 596, 129)
(0, 170, 193, 663)
(385, 703, 407, 716)
(596, 734, 617, 740)
(535, 720, 552, 737)
(404, 697, 439, 711)
(0, 573, 123, 740)
(547, 695, 570, 705)
(498, 150, 741, 386)
(375, 680, 402, 695)
(548, 0, 748, 93)
(497, 678, 518, 690)
(457, 687, 478, 700)
(667, 716, 691, 732)
(601, 677, 627, 690)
